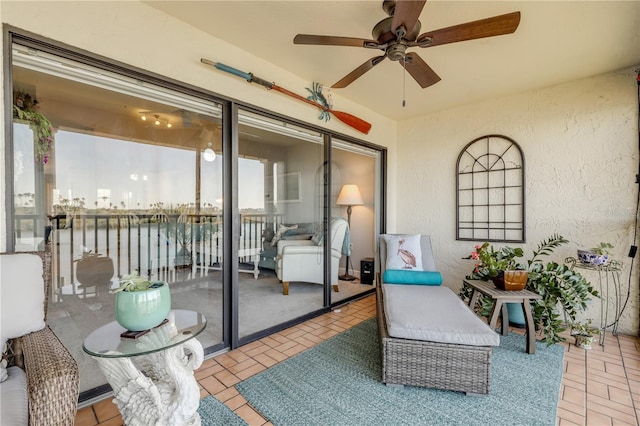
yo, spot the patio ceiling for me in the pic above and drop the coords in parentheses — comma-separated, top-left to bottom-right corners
(146, 1, 640, 121)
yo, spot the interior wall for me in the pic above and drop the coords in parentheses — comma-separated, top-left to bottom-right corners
(396, 67, 640, 335)
(0, 0, 398, 252)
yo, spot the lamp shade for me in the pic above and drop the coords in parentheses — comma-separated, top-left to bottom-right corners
(336, 184, 363, 206)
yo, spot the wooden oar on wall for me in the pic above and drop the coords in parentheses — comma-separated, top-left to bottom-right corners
(201, 59, 371, 135)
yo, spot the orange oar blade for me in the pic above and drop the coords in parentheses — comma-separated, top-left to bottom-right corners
(331, 110, 372, 134)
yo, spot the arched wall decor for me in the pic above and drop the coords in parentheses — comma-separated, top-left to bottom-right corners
(456, 134, 525, 242)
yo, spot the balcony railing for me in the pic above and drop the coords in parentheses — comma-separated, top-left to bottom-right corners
(15, 212, 283, 299)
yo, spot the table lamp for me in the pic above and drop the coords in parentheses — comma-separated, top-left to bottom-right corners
(336, 184, 363, 281)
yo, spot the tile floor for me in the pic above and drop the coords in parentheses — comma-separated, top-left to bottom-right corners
(75, 294, 639, 426)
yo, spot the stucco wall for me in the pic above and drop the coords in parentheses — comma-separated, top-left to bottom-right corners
(396, 68, 640, 335)
(0, 0, 397, 252)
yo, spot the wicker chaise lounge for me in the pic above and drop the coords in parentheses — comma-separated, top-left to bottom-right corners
(1, 251, 79, 425)
(376, 235, 500, 395)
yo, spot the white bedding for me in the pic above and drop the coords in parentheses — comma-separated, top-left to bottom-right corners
(382, 284, 500, 347)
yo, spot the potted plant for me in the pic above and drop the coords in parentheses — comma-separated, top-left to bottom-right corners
(462, 234, 600, 346)
(570, 319, 599, 349)
(465, 242, 528, 290)
(112, 273, 171, 331)
(577, 242, 613, 266)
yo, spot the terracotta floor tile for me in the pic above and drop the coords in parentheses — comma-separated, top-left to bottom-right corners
(234, 403, 268, 425)
(199, 375, 227, 395)
(586, 398, 637, 424)
(74, 406, 97, 426)
(586, 379, 609, 398)
(227, 358, 259, 375)
(586, 409, 613, 426)
(559, 399, 586, 417)
(214, 369, 241, 387)
(97, 416, 124, 426)
(259, 335, 282, 348)
(558, 406, 586, 425)
(215, 353, 239, 369)
(195, 363, 225, 380)
(214, 386, 239, 402)
(604, 362, 628, 377)
(235, 362, 267, 380)
(253, 352, 280, 367)
(567, 362, 587, 376)
(224, 393, 248, 411)
(264, 348, 289, 362)
(563, 385, 586, 408)
(93, 398, 120, 423)
(273, 339, 300, 353)
(607, 386, 635, 407)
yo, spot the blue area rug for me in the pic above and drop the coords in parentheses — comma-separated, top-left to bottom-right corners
(198, 395, 247, 426)
(236, 318, 564, 425)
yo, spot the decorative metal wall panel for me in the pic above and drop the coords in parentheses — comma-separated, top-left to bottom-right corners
(456, 135, 525, 242)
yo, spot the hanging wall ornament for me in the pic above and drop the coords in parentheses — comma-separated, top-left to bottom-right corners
(305, 82, 333, 122)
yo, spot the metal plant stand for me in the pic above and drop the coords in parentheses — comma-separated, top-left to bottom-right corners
(565, 258, 623, 347)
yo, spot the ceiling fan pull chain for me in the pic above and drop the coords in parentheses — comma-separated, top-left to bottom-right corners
(402, 57, 406, 107)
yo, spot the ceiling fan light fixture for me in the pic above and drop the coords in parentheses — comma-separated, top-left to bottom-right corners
(203, 142, 216, 162)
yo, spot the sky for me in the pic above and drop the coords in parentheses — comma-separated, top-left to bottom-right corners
(14, 126, 266, 211)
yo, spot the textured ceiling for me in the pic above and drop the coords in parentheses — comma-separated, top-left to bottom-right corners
(147, 1, 640, 121)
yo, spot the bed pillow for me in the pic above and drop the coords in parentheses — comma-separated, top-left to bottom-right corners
(383, 234, 423, 271)
(383, 270, 442, 285)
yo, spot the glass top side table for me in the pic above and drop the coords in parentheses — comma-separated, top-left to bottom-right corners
(83, 309, 206, 358)
(83, 310, 207, 425)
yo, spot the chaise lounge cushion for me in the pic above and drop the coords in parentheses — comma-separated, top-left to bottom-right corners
(0, 366, 28, 425)
(382, 284, 500, 347)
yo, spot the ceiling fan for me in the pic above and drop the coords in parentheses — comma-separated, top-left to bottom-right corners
(294, 0, 521, 90)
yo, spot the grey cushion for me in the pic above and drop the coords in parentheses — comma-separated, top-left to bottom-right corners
(0, 366, 28, 425)
(382, 284, 500, 347)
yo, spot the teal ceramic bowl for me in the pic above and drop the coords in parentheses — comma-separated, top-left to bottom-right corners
(115, 281, 171, 331)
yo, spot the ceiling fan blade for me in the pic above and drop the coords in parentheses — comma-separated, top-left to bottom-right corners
(402, 53, 441, 88)
(416, 11, 521, 47)
(294, 34, 380, 48)
(391, 0, 427, 35)
(332, 55, 387, 88)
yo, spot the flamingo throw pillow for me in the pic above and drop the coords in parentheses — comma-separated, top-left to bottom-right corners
(383, 234, 423, 271)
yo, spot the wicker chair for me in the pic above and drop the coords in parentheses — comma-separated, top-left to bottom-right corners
(1, 251, 79, 425)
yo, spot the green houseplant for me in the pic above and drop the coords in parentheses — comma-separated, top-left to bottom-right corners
(112, 274, 171, 331)
(570, 319, 599, 349)
(462, 234, 599, 346)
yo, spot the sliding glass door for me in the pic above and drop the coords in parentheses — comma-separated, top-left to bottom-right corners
(10, 43, 225, 395)
(237, 110, 325, 340)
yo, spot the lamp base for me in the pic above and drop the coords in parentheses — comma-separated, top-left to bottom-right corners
(339, 274, 357, 282)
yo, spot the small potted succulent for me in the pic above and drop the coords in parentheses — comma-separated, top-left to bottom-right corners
(570, 319, 599, 349)
(577, 242, 613, 266)
(112, 273, 171, 331)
